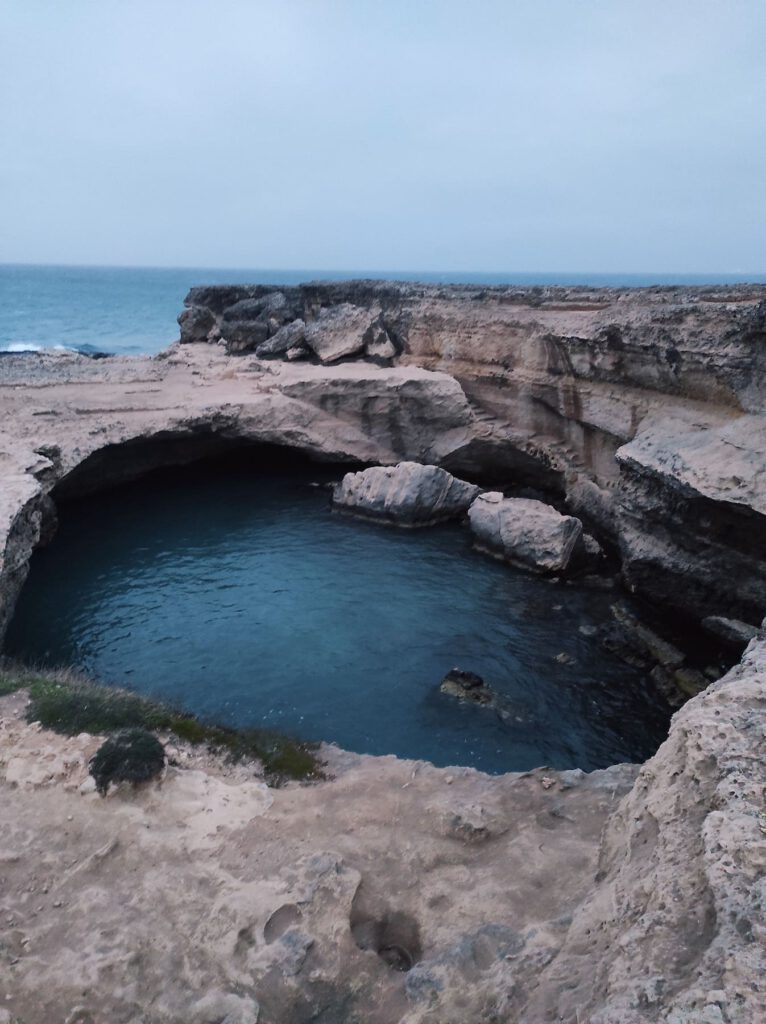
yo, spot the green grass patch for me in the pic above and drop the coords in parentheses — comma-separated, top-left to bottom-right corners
(0, 661, 322, 783)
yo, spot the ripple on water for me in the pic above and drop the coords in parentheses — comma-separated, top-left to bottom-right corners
(4, 465, 671, 773)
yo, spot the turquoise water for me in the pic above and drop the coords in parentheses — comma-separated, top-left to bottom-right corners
(5, 457, 671, 773)
(2, 264, 764, 356)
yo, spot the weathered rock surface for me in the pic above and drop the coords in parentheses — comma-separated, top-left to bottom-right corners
(303, 302, 389, 364)
(468, 492, 583, 572)
(615, 414, 766, 624)
(0, 347, 473, 642)
(333, 462, 480, 525)
(439, 667, 494, 704)
(0, 631, 763, 1023)
(254, 317, 306, 358)
(179, 281, 766, 625)
(0, 283, 765, 1020)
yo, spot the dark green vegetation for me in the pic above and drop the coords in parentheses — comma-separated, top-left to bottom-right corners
(0, 662, 322, 783)
(90, 728, 166, 796)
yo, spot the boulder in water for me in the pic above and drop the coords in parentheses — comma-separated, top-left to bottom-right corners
(468, 492, 583, 573)
(333, 462, 480, 526)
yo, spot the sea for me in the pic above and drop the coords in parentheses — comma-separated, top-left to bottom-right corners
(2, 263, 764, 357)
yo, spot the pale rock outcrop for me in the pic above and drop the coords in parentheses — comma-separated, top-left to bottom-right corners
(616, 413, 766, 623)
(468, 492, 583, 572)
(304, 303, 379, 363)
(333, 461, 480, 525)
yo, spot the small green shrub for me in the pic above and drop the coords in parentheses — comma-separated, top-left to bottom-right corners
(12, 667, 321, 783)
(89, 727, 166, 796)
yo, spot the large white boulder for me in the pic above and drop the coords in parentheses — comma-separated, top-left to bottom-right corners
(333, 462, 480, 525)
(468, 492, 583, 572)
(305, 303, 383, 363)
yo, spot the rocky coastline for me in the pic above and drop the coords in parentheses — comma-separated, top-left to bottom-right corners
(0, 281, 764, 1021)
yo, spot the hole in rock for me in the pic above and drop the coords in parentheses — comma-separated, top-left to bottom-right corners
(4, 444, 673, 773)
(264, 903, 303, 944)
(351, 907, 423, 973)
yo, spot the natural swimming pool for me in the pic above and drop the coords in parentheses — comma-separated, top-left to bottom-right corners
(5, 455, 671, 774)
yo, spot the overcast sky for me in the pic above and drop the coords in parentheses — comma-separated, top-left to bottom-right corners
(1, 0, 764, 272)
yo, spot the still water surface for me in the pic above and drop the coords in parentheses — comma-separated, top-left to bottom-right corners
(5, 462, 670, 773)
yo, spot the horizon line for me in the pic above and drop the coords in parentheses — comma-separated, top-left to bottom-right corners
(2, 260, 766, 279)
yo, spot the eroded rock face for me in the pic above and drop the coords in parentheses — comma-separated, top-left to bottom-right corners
(468, 492, 583, 573)
(0, 284, 765, 1020)
(0, 349, 474, 643)
(333, 462, 480, 525)
(615, 414, 766, 623)
(177, 280, 766, 629)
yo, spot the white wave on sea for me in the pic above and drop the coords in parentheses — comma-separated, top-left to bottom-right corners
(1, 342, 74, 353)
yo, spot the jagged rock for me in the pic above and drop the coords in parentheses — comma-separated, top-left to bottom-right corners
(255, 318, 306, 358)
(701, 615, 761, 648)
(364, 323, 396, 360)
(332, 462, 480, 525)
(178, 305, 216, 344)
(468, 492, 583, 573)
(616, 415, 766, 623)
(220, 293, 296, 353)
(582, 532, 604, 560)
(304, 303, 379, 363)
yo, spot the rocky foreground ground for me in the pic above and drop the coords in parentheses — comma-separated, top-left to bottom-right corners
(0, 283, 765, 1021)
(0, 635, 764, 1024)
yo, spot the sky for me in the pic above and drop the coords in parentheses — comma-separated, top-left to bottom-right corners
(1, 0, 764, 272)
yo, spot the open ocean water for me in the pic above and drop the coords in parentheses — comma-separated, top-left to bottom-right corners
(2, 263, 765, 356)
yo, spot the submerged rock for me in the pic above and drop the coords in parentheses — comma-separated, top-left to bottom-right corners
(332, 462, 480, 526)
(439, 668, 494, 705)
(701, 615, 761, 648)
(468, 492, 583, 573)
(606, 602, 685, 669)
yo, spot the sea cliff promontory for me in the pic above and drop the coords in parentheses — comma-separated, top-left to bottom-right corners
(0, 282, 764, 1022)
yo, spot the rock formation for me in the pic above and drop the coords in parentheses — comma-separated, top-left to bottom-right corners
(0, 632, 763, 1023)
(178, 280, 766, 631)
(0, 281, 764, 1021)
(0, 348, 474, 643)
(333, 462, 480, 525)
(468, 491, 584, 573)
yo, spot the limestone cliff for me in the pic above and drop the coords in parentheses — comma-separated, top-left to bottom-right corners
(180, 281, 766, 628)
